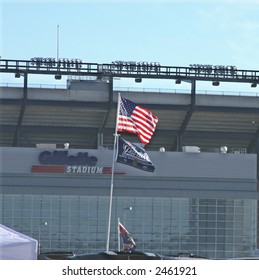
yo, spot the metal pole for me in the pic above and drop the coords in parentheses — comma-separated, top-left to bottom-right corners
(57, 25, 60, 62)
(123, 206, 133, 225)
(106, 92, 121, 252)
(118, 217, 120, 252)
(38, 226, 41, 254)
(38, 222, 47, 254)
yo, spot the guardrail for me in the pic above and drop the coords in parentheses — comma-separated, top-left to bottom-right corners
(0, 83, 258, 97)
(114, 86, 259, 97)
(1, 58, 259, 84)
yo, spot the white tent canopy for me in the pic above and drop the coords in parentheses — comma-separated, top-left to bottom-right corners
(0, 224, 38, 260)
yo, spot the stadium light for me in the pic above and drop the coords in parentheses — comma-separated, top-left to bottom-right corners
(212, 81, 220, 86)
(55, 74, 62, 80)
(64, 143, 69, 149)
(123, 207, 133, 224)
(135, 78, 142, 83)
(220, 146, 228, 154)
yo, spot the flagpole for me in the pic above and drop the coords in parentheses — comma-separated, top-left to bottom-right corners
(118, 217, 121, 252)
(106, 92, 121, 252)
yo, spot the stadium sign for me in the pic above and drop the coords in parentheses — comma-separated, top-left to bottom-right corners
(39, 150, 97, 166)
(31, 150, 125, 175)
(66, 166, 105, 174)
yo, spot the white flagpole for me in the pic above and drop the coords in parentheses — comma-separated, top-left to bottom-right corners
(106, 92, 121, 252)
(118, 217, 121, 252)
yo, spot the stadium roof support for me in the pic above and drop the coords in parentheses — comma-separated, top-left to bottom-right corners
(248, 128, 259, 153)
(12, 72, 28, 147)
(256, 136, 259, 181)
(172, 80, 196, 151)
(96, 77, 114, 148)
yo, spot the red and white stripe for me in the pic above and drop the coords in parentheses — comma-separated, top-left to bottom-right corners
(118, 105, 158, 145)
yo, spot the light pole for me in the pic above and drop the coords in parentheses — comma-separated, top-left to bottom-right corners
(38, 222, 48, 254)
(118, 206, 133, 251)
(123, 206, 133, 225)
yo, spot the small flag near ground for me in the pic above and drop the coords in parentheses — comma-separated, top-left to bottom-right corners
(118, 222, 136, 252)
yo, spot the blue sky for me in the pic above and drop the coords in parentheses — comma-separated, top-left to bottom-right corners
(1, 0, 259, 93)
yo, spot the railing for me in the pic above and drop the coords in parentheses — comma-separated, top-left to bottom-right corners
(0, 82, 67, 89)
(1, 58, 259, 83)
(0, 82, 258, 97)
(114, 87, 259, 97)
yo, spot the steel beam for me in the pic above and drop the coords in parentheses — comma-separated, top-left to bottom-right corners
(256, 135, 259, 181)
(95, 77, 114, 148)
(247, 128, 259, 153)
(173, 80, 196, 151)
(1, 59, 259, 84)
(1, 125, 254, 139)
(12, 72, 28, 146)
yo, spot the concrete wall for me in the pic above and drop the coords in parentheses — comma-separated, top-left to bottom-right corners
(0, 147, 257, 199)
(1, 85, 259, 108)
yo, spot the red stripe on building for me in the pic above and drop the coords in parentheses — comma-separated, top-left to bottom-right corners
(102, 167, 113, 174)
(31, 165, 65, 173)
(102, 167, 126, 175)
(31, 166, 125, 175)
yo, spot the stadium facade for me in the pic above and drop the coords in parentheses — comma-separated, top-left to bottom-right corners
(0, 59, 259, 259)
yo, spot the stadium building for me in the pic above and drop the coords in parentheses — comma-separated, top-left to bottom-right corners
(0, 59, 259, 259)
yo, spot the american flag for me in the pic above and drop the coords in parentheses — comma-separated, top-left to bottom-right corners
(117, 96, 158, 145)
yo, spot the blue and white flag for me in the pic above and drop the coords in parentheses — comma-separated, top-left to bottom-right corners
(116, 137, 155, 172)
